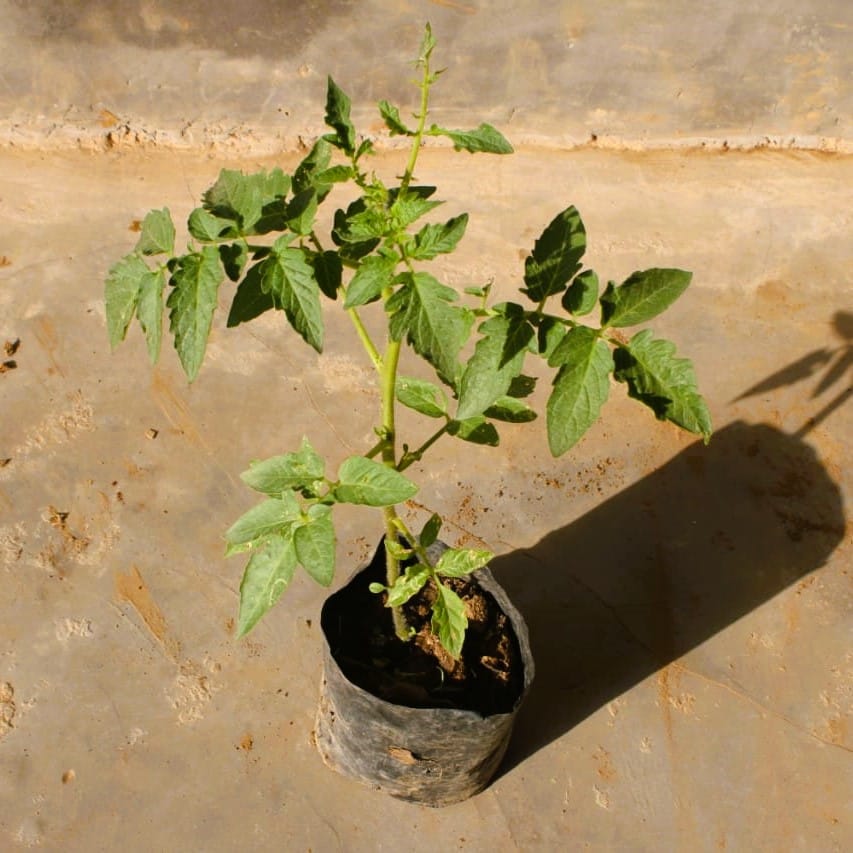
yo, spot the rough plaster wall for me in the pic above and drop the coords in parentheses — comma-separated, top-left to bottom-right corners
(0, 0, 850, 152)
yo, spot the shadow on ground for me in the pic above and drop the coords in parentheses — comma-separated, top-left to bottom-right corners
(491, 421, 845, 772)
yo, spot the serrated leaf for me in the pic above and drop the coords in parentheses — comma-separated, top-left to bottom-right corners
(563, 269, 599, 316)
(390, 187, 443, 230)
(105, 253, 148, 348)
(436, 548, 493, 578)
(237, 532, 297, 637)
(432, 582, 468, 659)
(546, 326, 614, 456)
(294, 505, 335, 587)
(332, 198, 386, 254)
(409, 213, 468, 260)
(240, 438, 326, 496)
(456, 316, 529, 420)
(334, 457, 418, 506)
(293, 138, 333, 199)
(202, 169, 264, 232)
(135, 208, 175, 255)
(395, 375, 447, 418)
(188, 207, 238, 242)
(226, 262, 274, 327)
(524, 205, 586, 303)
(601, 268, 693, 328)
(430, 123, 514, 155)
(613, 330, 712, 440)
(484, 396, 537, 423)
(261, 243, 324, 352)
(386, 272, 473, 385)
(447, 417, 500, 446)
(420, 513, 442, 548)
(311, 250, 343, 300)
(325, 76, 356, 154)
(379, 100, 413, 136)
(344, 254, 398, 308)
(225, 494, 301, 553)
(136, 269, 165, 364)
(385, 563, 431, 608)
(166, 246, 224, 382)
(285, 188, 318, 236)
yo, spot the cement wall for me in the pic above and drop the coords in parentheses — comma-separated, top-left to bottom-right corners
(1, 0, 851, 152)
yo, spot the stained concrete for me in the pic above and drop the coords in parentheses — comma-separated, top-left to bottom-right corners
(1, 2, 852, 852)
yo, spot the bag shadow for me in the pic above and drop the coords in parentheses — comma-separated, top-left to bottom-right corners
(489, 421, 846, 770)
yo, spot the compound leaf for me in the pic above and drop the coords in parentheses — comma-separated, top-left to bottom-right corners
(409, 213, 468, 260)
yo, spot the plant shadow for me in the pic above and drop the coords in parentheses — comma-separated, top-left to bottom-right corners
(490, 421, 845, 772)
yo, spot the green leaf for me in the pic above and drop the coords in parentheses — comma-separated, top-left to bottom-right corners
(546, 326, 614, 456)
(105, 253, 148, 348)
(344, 253, 399, 308)
(237, 532, 297, 637)
(332, 198, 384, 257)
(225, 494, 300, 554)
(293, 139, 334, 199)
(435, 548, 493, 578)
(484, 395, 537, 423)
(261, 242, 324, 352)
(523, 205, 586, 303)
(395, 376, 448, 418)
(294, 505, 335, 587)
(166, 246, 224, 382)
(136, 269, 165, 364)
(240, 438, 325, 496)
(432, 582, 468, 659)
(325, 76, 356, 154)
(456, 316, 528, 420)
(226, 262, 274, 327)
(419, 514, 442, 548)
(601, 268, 693, 328)
(135, 208, 175, 255)
(507, 374, 537, 398)
(385, 563, 431, 607)
(419, 22, 437, 63)
(389, 187, 443, 230)
(384, 539, 413, 562)
(387, 272, 473, 385)
(203, 169, 264, 232)
(613, 330, 712, 440)
(409, 214, 468, 260)
(430, 123, 514, 155)
(379, 100, 413, 136)
(447, 417, 500, 446)
(563, 269, 599, 316)
(311, 250, 342, 300)
(334, 457, 418, 506)
(536, 315, 567, 359)
(285, 188, 318, 237)
(188, 207, 238, 242)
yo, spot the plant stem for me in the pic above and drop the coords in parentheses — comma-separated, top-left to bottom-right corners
(397, 422, 450, 472)
(399, 45, 433, 194)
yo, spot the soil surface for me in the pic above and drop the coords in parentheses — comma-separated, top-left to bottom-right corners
(321, 544, 525, 715)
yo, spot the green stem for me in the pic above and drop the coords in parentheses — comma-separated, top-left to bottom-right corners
(397, 422, 450, 472)
(348, 307, 382, 371)
(399, 47, 433, 194)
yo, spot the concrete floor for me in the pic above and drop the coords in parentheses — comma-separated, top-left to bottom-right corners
(1, 143, 850, 851)
(1, 2, 852, 851)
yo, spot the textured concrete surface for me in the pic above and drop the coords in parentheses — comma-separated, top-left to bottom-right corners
(1, 145, 850, 851)
(1, 1, 852, 851)
(1, 0, 850, 151)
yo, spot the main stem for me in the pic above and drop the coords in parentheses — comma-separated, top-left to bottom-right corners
(381, 48, 434, 642)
